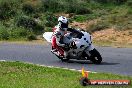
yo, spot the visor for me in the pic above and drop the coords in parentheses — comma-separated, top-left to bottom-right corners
(61, 22, 68, 28)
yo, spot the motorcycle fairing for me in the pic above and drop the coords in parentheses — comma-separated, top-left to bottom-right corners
(71, 31, 94, 50)
(43, 32, 53, 43)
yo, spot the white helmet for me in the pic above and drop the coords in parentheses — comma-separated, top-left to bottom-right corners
(58, 16, 68, 29)
(58, 16, 68, 23)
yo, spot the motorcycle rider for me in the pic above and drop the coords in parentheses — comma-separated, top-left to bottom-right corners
(51, 16, 84, 57)
(51, 16, 69, 57)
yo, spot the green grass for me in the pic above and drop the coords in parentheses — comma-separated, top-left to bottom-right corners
(0, 61, 132, 88)
(72, 15, 88, 22)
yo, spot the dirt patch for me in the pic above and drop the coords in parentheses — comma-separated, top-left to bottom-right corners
(54, 13, 75, 18)
(70, 21, 87, 29)
(25, 0, 41, 6)
(70, 19, 99, 29)
(92, 28, 132, 46)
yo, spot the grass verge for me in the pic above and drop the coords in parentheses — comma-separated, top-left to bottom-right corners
(93, 40, 132, 48)
(0, 61, 131, 88)
(0, 39, 47, 45)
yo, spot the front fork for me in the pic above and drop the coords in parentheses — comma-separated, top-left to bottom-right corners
(84, 44, 95, 57)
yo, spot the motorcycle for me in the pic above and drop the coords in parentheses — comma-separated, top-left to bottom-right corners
(43, 29, 102, 64)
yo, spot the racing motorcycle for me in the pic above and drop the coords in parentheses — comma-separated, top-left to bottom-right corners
(43, 29, 102, 64)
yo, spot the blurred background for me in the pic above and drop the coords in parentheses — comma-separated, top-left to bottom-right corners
(0, 0, 131, 46)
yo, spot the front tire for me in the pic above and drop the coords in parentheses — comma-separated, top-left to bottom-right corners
(89, 49, 102, 64)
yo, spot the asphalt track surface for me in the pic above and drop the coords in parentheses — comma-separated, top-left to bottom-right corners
(0, 42, 132, 76)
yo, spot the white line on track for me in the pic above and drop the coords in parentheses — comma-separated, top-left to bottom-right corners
(0, 60, 97, 73)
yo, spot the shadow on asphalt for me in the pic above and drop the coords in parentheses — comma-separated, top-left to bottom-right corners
(100, 62, 120, 65)
(67, 60, 92, 64)
(65, 60, 120, 65)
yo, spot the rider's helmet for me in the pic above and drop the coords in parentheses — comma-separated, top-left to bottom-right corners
(58, 16, 68, 31)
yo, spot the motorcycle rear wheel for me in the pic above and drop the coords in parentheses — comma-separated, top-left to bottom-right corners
(56, 56, 69, 62)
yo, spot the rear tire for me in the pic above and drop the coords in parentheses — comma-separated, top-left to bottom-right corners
(51, 50, 69, 62)
(90, 49, 102, 64)
(61, 58, 69, 62)
(56, 56, 69, 62)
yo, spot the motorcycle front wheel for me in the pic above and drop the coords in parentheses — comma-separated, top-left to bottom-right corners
(89, 48, 102, 64)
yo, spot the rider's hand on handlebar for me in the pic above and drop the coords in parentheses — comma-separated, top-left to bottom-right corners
(64, 43, 69, 48)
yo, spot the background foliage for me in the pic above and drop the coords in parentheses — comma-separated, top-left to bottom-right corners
(0, 0, 131, 40)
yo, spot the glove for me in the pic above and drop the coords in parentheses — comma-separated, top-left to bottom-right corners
(63, 43, 70, 51)
(64, 43, 69, 48)
(70, 41, 77, 49)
